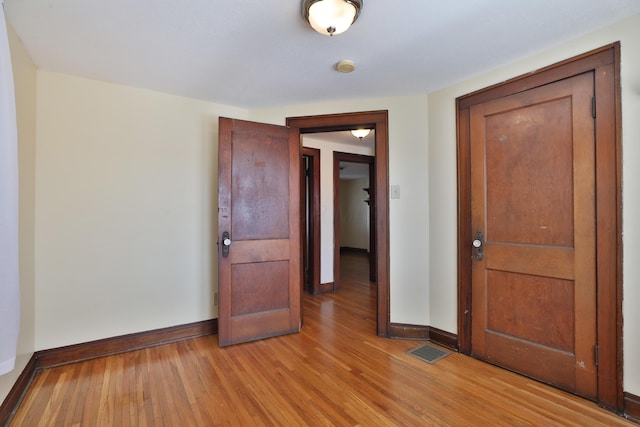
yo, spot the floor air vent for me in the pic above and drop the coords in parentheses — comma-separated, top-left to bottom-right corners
(407, 343, 450, 364)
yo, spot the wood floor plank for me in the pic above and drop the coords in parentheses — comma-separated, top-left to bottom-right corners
(8, 252, 634, 426)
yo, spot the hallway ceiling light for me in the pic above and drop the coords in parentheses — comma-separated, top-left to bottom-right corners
(351, 129, 371, 140)
(302, 0, 363, 36)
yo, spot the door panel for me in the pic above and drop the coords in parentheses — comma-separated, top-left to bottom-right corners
(231, 133, 290, 240)
(218, 117, 301, 347)
(484, 97, 574, 247)
(231, 261, 290, 316)
(486, 271, 574, 351)
(470, 73, 597, 398)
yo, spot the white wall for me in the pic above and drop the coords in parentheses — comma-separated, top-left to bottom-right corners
(427, 13, 640, 395)
(1, 22, 37, 404)
(251, 95, 430, 326)
(340, 177, 370, 251)
(302, 136, 373, 284)
(34, 71, 248, 350)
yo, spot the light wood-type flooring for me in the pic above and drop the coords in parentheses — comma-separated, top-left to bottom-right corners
(9, 252, 634, 426)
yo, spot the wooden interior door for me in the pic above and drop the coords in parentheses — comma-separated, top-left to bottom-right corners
(218, 117, 301, 347)
(470, 72, 597, 398)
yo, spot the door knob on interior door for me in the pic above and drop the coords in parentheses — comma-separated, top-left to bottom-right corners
(473, 231, 484, 260)
(222, 231, 231, 258)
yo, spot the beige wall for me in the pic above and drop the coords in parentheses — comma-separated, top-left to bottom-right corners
(30, 78, 432, 350)
(340, 177, 370, 251)
(427, 13, 640, 395)
(33, 71, 247, 350)
(0, 22, 37, 404)
(33, 86, 431, 345)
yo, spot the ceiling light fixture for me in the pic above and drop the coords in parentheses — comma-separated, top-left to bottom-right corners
(351, 129, 371, 140)
(302, 0, 363, 36)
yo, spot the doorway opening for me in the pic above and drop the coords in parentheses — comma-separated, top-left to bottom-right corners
(334, 152, 376, 291)
(287, 111, 390, 337)
(301, 134, 375, 294)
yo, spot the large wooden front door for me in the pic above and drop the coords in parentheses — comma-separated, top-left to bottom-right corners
(469, 72, 597, 398)
(217, 117, 301, 347)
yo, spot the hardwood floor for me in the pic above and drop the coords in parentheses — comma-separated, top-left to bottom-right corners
(9, 253, 633, 426)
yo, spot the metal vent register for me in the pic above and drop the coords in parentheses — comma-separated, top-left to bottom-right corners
(407, 343, 451, 364)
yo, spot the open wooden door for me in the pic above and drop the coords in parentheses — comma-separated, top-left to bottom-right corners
(218, 117, 301, 347)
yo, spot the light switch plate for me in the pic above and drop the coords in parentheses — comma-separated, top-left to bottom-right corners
(390, 185, 400, 199)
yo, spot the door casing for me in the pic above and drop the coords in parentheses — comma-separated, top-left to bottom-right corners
(302, 147, 321, 294)
(456, 44, 622, 410)
(287, 111, 390, 337)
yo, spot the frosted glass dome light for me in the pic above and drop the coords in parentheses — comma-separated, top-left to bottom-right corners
(303, 0, 363, 36)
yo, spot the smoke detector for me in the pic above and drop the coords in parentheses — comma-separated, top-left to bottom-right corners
(336, 60, 356, 73)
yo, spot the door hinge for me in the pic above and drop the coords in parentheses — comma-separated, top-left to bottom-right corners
(594, 344, 599, 366)
(591, 96, 596, 118)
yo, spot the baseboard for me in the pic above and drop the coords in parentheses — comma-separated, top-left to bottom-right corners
(37, 319, 218, 369)
(316, 282, 335, 294)
(0, 319, 218, 426)
(389, 323, 459, 351)
(625, 392, 640, 423)
(428, 327, 459, 351)
(389, 323, 429, 340)
(0, 355, 37, 427)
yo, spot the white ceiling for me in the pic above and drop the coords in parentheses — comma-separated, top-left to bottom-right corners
(4, 1, 640, 109)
